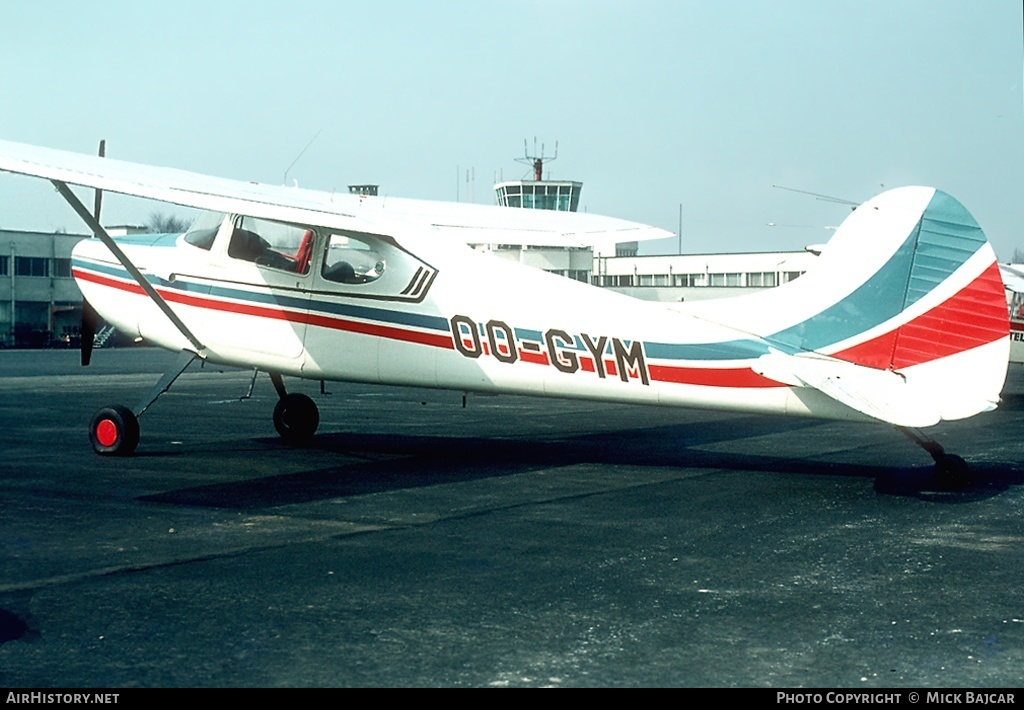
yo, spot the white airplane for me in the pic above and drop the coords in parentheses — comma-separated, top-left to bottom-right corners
(0, 139, 1011, 487)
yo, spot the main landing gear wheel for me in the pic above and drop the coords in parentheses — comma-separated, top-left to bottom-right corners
(273, 393, 319, 443)
(89, 405, 140, 456)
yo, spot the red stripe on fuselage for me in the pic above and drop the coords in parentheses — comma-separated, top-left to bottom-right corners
(519, 350, 549, 366)
(75, 258, 1009, 394)
(648, 365, 779, 388)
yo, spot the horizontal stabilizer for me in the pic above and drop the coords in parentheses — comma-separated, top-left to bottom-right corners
(755, 351, 947, 428)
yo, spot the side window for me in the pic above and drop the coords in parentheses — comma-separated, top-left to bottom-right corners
(227, 216, 314, 275)
(317, 230, 436, 301)
(322, 234, 385, 284)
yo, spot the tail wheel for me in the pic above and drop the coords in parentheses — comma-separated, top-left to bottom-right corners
(89, 405, 140, 456)
(273, 393, 319, 443)
(935, 453, 969, 490)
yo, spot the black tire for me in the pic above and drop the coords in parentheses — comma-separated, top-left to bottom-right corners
(935, 453, 969, 489)
(273, 393, 319, 443)
(89, 405, 140, 456)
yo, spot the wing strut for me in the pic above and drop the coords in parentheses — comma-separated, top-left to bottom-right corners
(51, 179, 207, 357)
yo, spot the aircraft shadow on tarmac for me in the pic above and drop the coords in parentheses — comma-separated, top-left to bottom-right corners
(141, 414, 1024, 509)
(997, 391, 1024, 409)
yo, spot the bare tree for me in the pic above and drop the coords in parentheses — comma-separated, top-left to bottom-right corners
(1012, 247, 1024, 264)
(147, 212, 191, 234)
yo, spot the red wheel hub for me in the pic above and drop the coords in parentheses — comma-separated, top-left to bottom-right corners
(95, 419, 119, 447)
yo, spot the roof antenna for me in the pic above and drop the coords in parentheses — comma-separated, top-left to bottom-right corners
(772, 184, 859, 207)
(284, 128, 323, 186)
(517, 137, 558, 181)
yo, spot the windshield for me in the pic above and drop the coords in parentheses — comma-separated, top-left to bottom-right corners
(227, 216, 315, 275)
(182, 211, 227, 251)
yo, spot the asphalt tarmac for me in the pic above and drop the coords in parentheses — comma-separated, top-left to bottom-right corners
(0, 348, 1022, 688)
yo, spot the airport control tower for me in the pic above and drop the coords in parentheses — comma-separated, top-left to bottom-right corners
(493, 140, 582, 212)
(494, 141, 637, 258)
(484, 141, 593, 281)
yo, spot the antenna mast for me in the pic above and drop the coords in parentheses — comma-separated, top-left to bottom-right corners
(516, 137, 558, 181)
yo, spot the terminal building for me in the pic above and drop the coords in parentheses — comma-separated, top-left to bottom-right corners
(476, 146, 594, 282)
(0, 225, 148, 348)
(483, 145, 814, 300)
(592, 249, 815, 302)
(493, 146, 583, 213)
(0, 229, 87, 347)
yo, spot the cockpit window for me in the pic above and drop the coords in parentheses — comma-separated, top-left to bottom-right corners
(182, 211, 226, 251)
(322, 233, 385, 284)
(227, 216, 314, 275)
(315, 230, 436, 301)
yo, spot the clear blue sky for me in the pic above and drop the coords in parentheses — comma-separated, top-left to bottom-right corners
(1, 0, 1021, 258)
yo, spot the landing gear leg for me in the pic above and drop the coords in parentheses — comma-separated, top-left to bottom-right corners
(898, 427, 969, 489)
(268, 372, 319, 444)
(89, 349, 199, 455)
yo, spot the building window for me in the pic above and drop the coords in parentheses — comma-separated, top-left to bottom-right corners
(747, 272, 778, 287)
(15, 257, 49, 277)
(0, 255, 7, 276)
(495, 182, 581, 212)
(707, 273, 743, 287)
(53, 258, 73, 278)
(672, 273, 709, 287)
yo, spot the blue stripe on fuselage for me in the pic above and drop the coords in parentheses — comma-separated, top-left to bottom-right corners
(72, 258, 451, 333)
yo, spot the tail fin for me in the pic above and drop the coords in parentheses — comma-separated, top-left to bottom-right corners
(822, 188, 1008, 375)
(741, 187, 1008, 425)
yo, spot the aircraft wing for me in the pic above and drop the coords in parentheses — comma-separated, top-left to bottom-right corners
(0, 139, 671, 247)
(351, 196, 674, 249)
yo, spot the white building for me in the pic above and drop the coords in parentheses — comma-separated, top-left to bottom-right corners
(470, 243, 594, 283)
(0, 229, 87, 347)
(592, 249, 817, 302)
(484, 162, 817, 301)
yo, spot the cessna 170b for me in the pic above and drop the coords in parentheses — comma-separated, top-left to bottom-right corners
(0, 139, 1011, 486)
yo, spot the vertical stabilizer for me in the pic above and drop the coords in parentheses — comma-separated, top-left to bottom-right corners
(798, 188, 1009, 422)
